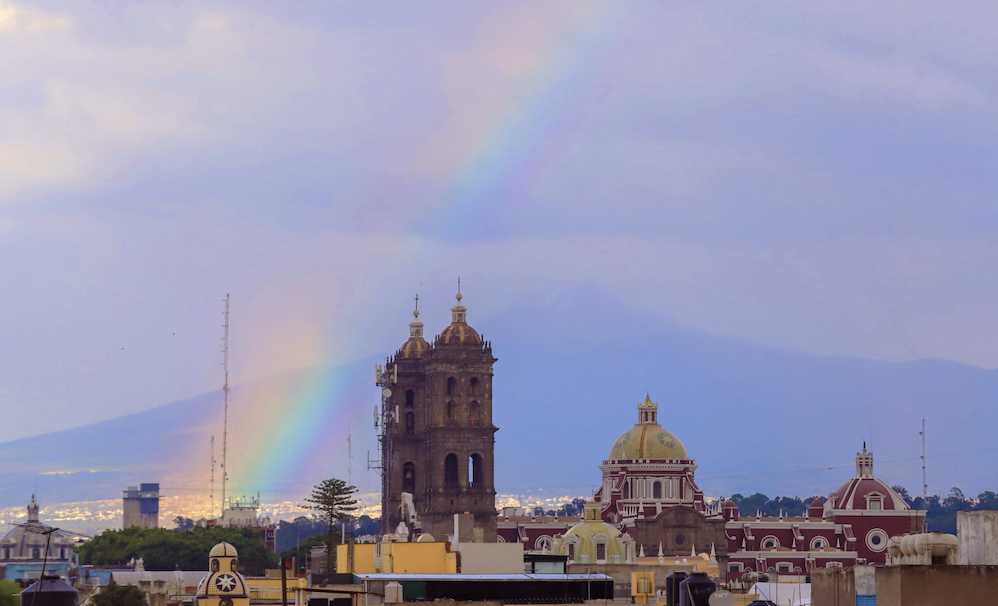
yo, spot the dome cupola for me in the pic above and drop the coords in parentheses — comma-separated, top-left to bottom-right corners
(437, 290, 482, 346)
(399, 296, 431, 358)
(197, 542, 249, 603)
(607, 394, 688, 461)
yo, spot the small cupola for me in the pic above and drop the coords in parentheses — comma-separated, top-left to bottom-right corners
(637, 393, 658, 425)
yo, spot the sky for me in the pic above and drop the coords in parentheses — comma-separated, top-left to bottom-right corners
(2, 0, 998, 446)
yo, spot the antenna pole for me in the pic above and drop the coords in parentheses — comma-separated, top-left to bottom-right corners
(211, 436, 216, 518)
(921, 418, 927, 505)
(348, 425, 353, 486)
(222, 294, 230, 513)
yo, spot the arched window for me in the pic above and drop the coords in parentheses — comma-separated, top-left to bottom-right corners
(403, 462, 416, 492)
(231, 560, 238, 572)
(405, 412, 414, 434)
(405, 390, 414, 408)
(32, 547, 40, 560)
(653, 481, 662, 499)
(447, 377, 457, 396)
(469, 401, 480, 426)
(211, 559, 220, 572)
(446, 401, 454, 420)
(59, 547, 66, 560)
(444, 454, 459, 488)
(469, 453, 483, 487)
(623, 482, 630, 499)
(470, 377, 480, 395)
(2, 547, 9, 560)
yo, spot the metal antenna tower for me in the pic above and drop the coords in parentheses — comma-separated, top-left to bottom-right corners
(347, 424, 353, 486)
(221, 294, 230, 512)
(920, 418, 927, 499)
(211, 436, 216, 517)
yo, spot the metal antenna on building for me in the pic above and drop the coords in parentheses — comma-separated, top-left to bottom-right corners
(347, 424, 353, 486)
(221, 294, 230, 512)
(920, 418, 927, 528)
(210, 436, 216, 518)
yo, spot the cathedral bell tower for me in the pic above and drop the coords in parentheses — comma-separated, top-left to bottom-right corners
(380, 290, 498, 542)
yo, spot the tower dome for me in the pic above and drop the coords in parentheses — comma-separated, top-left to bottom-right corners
(197, 542, 249, 604)
(828, 444, 909, 511)
(399, 298, 431, 358)
(436, 291, 482, 346)
(607, 394, 688, 460)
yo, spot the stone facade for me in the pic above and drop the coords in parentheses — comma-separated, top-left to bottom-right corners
(380, 293, 498, 542)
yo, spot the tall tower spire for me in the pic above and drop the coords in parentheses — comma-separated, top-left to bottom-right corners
(27, 495, 39, 523)
(409, 294, 424, 340)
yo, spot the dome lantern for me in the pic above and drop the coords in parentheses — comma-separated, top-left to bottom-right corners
(399, 295, 431, 358)
(637, 393, 658, 425)
(607, 394, 688, 461)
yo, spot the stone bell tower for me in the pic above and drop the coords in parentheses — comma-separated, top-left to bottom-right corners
(380, 289, 498, 542)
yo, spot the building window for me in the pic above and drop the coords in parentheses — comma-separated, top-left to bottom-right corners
(674, 534, 686, 547)
(444, 454, 459, 488)
(729, 563, 743, 573)
(447, 377, 457, 396)
(211, 559, 220, 572)
(446, 401, 454, 419)
(623, 482, 629, 499)
(866, 529, 889, 552)
(405, 412, 415, 433)
(32, 547, 40, 560)
(469, 402, 479, 426)
(810, 537, 829, 551)
(653, 481, 662, 499)
(469, 454, 483, 487)
(535, 536, 553, 551)
(2, 547, 8, 560)
(568, 543, 575, 559)
(596, 543, 607, 561)
(231, 560, 237, 572)
(762, 535, 780, 549)
(778, 565, 790, 573)
(403, 462, 416, 493)
(405, 390, 414, 408)
(470, 377, 480, 396)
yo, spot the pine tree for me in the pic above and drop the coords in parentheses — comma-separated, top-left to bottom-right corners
(302, 478, 358, 574)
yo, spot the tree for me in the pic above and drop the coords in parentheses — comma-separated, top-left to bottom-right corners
(173, 517, 194, 532)
(91, 581, 147, 606)
(302, 478, 358, 574)
(892, 485, 910, 501)
(77, 526, 278, 575)
(0, 580, 21, 606)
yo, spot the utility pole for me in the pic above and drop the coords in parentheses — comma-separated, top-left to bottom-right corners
(222, 294, 230, 513)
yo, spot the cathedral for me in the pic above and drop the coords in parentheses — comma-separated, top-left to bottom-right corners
(379, 291, 498, 542)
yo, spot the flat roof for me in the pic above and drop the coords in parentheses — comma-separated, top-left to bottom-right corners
(353, 574, 612, 582)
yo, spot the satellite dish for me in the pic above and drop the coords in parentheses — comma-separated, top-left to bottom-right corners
(708, 590, 735, 606)
(382, 388, 393, 398)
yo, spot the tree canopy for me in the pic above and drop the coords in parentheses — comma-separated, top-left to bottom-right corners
(90, 581, 147, 606)
(77, 526, 278, 575)
(0, 580, 21, 606)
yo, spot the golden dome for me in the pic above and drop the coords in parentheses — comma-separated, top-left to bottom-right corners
(436, 292, 482, 346)
(437, 323, 481, 345)
(209, 542, 238, 557)
(607, 394, 688, 460)
(399, 338, 431, 358)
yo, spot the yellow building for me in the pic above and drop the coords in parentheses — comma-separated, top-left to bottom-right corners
(196, 542, 249, 606)
(244, 571, 309, 603)
(336, 540, 457, 574)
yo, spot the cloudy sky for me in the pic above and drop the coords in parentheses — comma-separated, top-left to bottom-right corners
(2, 0, 997, 442)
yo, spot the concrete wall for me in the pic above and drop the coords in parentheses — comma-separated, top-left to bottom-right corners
(813, 565, 998, 606)
(876, 565, 998, 606)
(456, 543, 523, 573)
(810, 567, 854, 606)
(958, 510, 998, 565)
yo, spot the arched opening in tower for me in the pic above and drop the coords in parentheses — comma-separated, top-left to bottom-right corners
(445, 454, 459, 488)
(403, 462, 416, 493)
(469, 453, 483, 487)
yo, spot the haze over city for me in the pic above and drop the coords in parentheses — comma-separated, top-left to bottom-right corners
(2, 0, 997, 532)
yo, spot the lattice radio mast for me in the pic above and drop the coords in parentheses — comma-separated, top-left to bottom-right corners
(210, 436, 216, 517)
(221, 294, 230, 512)
(920, 418, 927, 500)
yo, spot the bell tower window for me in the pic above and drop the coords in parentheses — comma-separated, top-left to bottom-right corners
(447, 377, 457, 396)
(403, 462, 416, 492)
(405, 390, 414, 408)
(445, 454, 459, 488)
